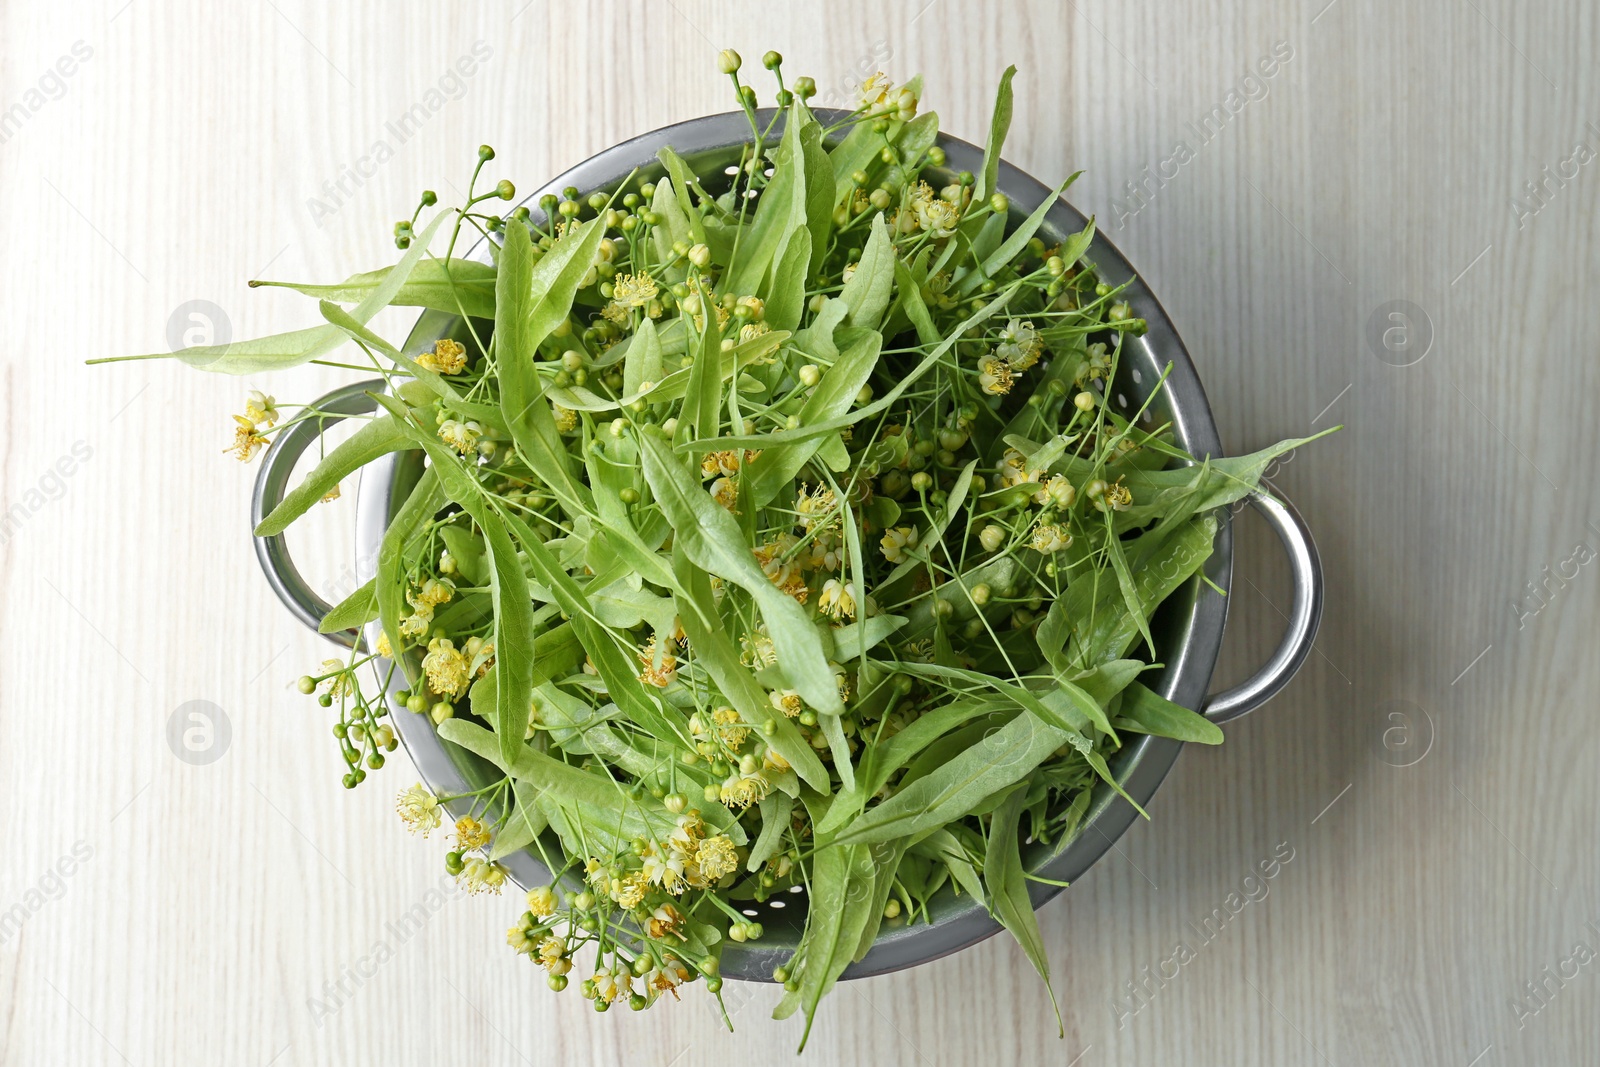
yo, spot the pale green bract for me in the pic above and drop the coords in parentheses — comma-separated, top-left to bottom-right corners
(101, 54, 1333, 1051)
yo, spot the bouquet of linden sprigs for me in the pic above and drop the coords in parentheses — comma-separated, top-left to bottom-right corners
(100, 48, 1327, 1048)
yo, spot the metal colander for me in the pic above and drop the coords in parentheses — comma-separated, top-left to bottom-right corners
(252, 110, 1323, 982)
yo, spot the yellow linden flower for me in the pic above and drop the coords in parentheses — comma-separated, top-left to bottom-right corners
(701, 450, 742, 479)
(614, 871, 650, 909)
(226, 417, 269, 462)
(645, 902, 684, 940)
(537, 936, 569, 972)
(769, 689, 803, 718)
(319, 482, 342, 504)
(641, 842, 688, 894)
(243, 390, 279, 427)
(915, 190, 962, 238)
(753, 532, 797, 569)
(1102, 480, 1134, 512)
(552, 404, 578, 434)
(1031, 524, 1073, 554)
(818, 578, 856, 621)
(709, 476, 739, 512)
(804, 535, 843, 573)
(924, 267, 956, 308)
(526, 885, 558, 917)
(832, 662, 851, 705)
(637, 636, 678, 688)
(696, 834, 739, 880)
(416, 337, 468, 374)
(456, 856, 507, 895)
(507, 921, 538, 956)
(740, 629, 777, 669)
(646, 958, 690, 999)
(907, 181, 935, 219)
(1076, 342, 1112, 384)
(592, 967, 631, 1004)
(408, 578, 455, 612)
(611, 272, 658, 308)
(979, 356, 1015, 396)
(712, 706, 748, 748)
(437, 419, 481, 455)
(318, 659, 351, 697)
(422, 637, 469, 697)
(395, 784, 442, 836)
(996, 319, 1043, 370)
(794, 485, 838, 534)
(880, 526, 919, 564)
(720, 771, 770, 810)
(452, 815, 491, 852)
(858, 71, 894, 110)
(669, 810, 705, 853)
(463, 636, 496, 678)
(764, 748, 791, 773)
(998, 448, 1045, 490)
(682, 288, 731, 332)
(601, 301, 629, 325)
(374, 630, 393, 657)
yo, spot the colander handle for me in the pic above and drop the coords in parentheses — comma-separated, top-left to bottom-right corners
(250, 380, 388, 650)
(1203, 489, 1325, 723)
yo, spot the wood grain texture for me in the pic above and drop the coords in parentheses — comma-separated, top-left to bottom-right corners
(1, 1, 1596, 1064)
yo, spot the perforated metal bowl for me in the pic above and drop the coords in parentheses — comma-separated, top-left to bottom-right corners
(252, 109, 1323, 982)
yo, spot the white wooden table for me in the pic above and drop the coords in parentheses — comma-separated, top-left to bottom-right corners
(2, 2, 1596, 1063)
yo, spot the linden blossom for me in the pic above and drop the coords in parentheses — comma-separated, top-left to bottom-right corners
(101, 46, 1331, 1048)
